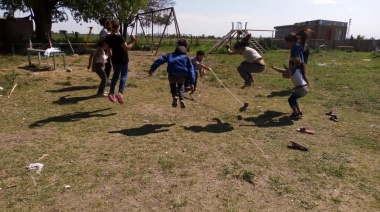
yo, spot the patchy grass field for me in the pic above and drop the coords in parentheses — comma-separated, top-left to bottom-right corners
(0, 49, 379, 211)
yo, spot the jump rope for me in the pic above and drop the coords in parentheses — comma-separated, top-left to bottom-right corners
(192, 55, 249, 112)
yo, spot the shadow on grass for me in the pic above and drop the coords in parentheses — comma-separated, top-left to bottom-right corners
(183, 118, 234, 133)
(53, 95, 98, 105)
(47, 85, 98, 93)
(267, 89, 293, 98)
(29, 108, 116, 128)
(18, 65, 51, 72)
(109, 124, 176, 136)
(239, 110, 294, 128)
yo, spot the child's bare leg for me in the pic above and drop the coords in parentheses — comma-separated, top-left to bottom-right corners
(295, 105, 302, 114)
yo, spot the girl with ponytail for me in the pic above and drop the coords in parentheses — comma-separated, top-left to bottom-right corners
(225, 33, 266, 89)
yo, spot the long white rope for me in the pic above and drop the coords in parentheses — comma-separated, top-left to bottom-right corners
(209, 69, 244, 105)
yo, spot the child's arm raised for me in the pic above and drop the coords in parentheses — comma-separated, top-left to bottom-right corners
(122, 35, 136, 52)
(225, 44, 237, 55)
(149, 54, 169, 75)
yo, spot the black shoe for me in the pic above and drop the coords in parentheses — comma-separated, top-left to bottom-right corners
(289, 112, 301, 119)
(172, 98, 178, 107)
(180, 100, 186, 108)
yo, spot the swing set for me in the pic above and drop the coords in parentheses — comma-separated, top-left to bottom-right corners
(130, 7, 181, 55)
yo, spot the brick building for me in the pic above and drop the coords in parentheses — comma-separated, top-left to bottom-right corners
(274, 19, 348, 41)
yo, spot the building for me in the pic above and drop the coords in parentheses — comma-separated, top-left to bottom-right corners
(274, 19, 348, 41)
(0, 17, 33, 53)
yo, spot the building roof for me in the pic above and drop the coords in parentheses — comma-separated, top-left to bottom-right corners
(275, 19, 348, 29)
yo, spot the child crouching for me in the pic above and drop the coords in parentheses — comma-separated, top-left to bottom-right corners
(149, 39, 195, 108)
(271, 57, 309, 119)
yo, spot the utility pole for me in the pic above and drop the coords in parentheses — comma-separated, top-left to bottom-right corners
(346, 18, 352, 39)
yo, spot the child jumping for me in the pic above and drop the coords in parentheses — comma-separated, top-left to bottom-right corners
(149, 39, 195, 108)
(225, 33, 266, 89)
(87, 39, 108, 97)
(271, 57, 309, 119)
(103, 19, 136, 104)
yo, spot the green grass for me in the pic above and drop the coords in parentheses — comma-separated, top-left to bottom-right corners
(0, 50, 379, 211)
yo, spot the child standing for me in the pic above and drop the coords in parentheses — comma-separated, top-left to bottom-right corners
(189, 50, 212, 94)
(149, 39, 195, 108)
(225, 33, 266, 89)
(271, 57, 309, 119)
(103, 19, 136, 104)
(99, 18, 113, 84)
(87, 40, 108, 97)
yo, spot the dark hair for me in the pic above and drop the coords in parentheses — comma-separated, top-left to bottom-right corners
(96, 39, 104, 48)
(285, 33, 298, 43)
(234, 33, 251, 49)
(296, 29, 314, 52)
(196, 50, 205, 56)
(177, 39, 188, 48)
(99, 18, 111, 27)
(110, 19, 120, 31)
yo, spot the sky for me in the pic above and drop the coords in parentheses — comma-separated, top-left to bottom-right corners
(2, 0, 380, 39)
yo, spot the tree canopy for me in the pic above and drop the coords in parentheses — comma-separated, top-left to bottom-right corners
(0, 0, 175, 42)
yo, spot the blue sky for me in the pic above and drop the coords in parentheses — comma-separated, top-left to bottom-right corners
(2, 0, 380, 39)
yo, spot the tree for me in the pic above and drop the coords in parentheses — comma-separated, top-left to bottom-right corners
(0, 0, 68, 42)
(356, 34, 365, 40)
(70, 0, 175, 37)
(0, 0, 175, 42)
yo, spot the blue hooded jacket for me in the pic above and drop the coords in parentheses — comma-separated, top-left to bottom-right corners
(150, 46, 195, 84)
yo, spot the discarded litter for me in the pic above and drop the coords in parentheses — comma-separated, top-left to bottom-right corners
(38, 154, 49, 161)
(27, 163, 44, 174)
(64, 185, 71, 189)
(362, 59, 371, 62)
(143, 120, 149, 123)
(0, 87, 3, 91)
(317, 63, 328, 67)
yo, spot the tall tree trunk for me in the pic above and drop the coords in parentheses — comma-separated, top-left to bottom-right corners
(32, 5, 53, 42)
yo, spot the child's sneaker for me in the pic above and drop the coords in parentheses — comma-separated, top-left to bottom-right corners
(172, 97, 178, 107)
(96, 92, 107, 97)
(241, 82, 251, 89)
(180, 100, 186, 108)
(289, 112, 301, 119)
(115, 93, 124, 104)
(108, 94, 117, 103)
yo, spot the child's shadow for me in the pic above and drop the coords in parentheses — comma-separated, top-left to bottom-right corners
(53, 95, 97, 105)
(267, 89, 293, 98)
(29, 108, 116, 128)
(183, 118, 234, 133)
(239, 110, 294, 128)
(109, 124, 176, 137)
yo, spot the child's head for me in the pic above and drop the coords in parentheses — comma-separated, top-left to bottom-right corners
(285, 33, 298, 47)
(178, 39, 188, 48)
(110, 19, 120, 32)
(196, 50, 205, 61)
(177, 39, 189, 52)
(296, 29, 314, 51)
(105, 19, 112, 31)
(234, 33, 251, 49)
